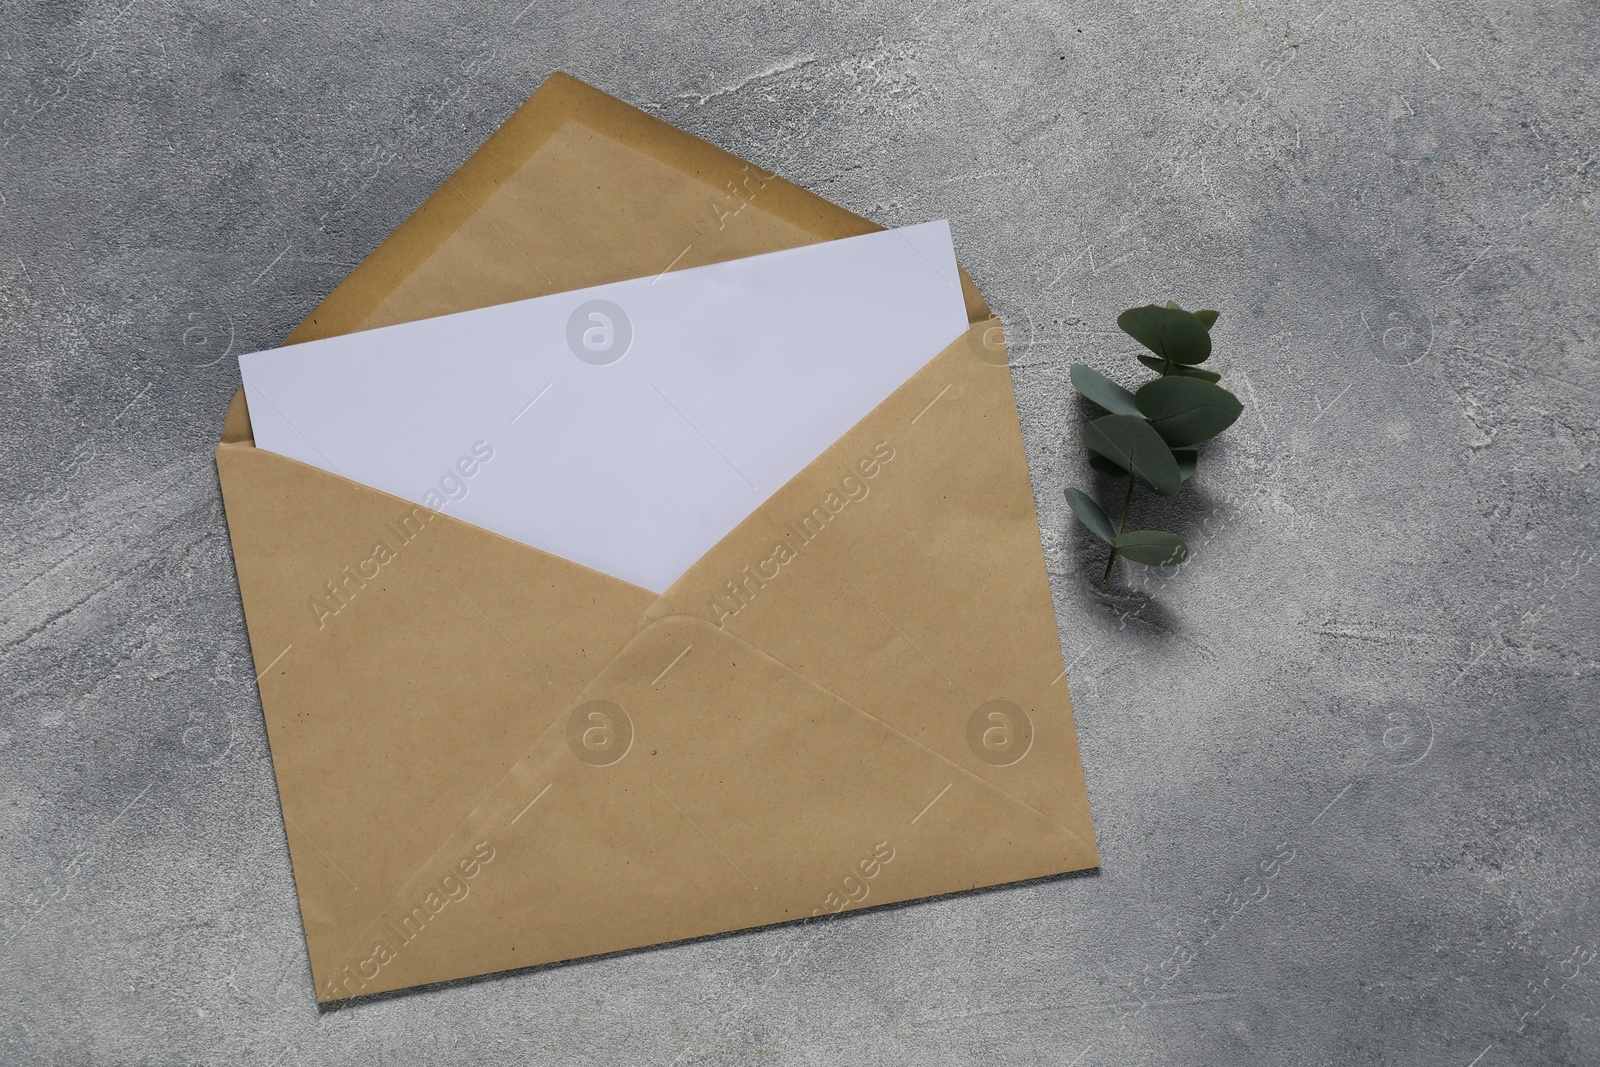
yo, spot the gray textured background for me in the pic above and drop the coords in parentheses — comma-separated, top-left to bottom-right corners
(2, 0, 1597, 1063)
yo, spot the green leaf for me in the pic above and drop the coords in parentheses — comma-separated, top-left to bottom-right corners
(1088, 453, 1125, 476)
(1117, 304, 1212, 365)
(1135, 354, 1221, 382)
(1082, 414, 1182, 496)
(1174, 449, 1197, 482)
(1065, 488, 1116, 544)
(1165, 301, 1219, 331)
(1113, 530, 1189, 566)
(1069, 364, 1141, 416)
(1134, 376, 1244, 448)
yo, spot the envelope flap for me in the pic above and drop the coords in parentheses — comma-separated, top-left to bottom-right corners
(283, 70, 988, 350)
(310, 615, 1088, 1001)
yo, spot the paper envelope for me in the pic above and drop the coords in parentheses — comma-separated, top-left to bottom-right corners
(215, 71, 1098, 1003)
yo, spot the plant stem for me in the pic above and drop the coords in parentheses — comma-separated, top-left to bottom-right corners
(1101, 475, 1136, 584)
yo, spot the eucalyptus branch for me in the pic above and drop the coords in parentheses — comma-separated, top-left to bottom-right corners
(1064, 302, 1242, 584)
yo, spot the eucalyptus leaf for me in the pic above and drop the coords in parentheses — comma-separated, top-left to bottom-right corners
(1166, 301, 1219, 331)
(1113, 530, 1189, 566)
(1069, 364, 1142, 416)
(1082, 414, 1182, 496)
(1065, 488, 1116, 544)
(1134, 376, 1244, 448)
(1174, 449, 1197, 482)
(1088, 453, 1125, 476)
(1117, 304, 1212, 365)
(1135, 354, 1222, 382)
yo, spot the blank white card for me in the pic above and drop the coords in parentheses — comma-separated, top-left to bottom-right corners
(239, 220, 969, 593)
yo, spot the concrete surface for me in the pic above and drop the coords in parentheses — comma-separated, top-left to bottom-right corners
(2, 0, 1597, 1063)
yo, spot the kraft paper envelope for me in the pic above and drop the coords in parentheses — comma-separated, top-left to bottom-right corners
(215, 71, 1099, 1003)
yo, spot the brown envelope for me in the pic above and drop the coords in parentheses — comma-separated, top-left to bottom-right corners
(215, 72, 1098, 1003)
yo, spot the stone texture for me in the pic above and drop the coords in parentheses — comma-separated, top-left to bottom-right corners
(2, 0, 1596, 1063)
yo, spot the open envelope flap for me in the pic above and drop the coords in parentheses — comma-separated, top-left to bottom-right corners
(215, 433, 656, 951)
(312, 615, 1087, 1002)
(279, 70, 989, 347)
